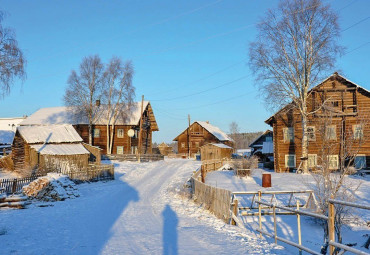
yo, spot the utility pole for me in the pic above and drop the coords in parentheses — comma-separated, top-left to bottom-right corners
(188, 114, 191, 158)
(138, 95, 144, 163)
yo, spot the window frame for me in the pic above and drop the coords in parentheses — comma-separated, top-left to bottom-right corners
(283, 127, 294, 142)
(181, 142, 185, 148)
(353, 124, 364, 140)
(93, 128, 100, 138)
(117, 128, 124, 138)
(307, 126, 316, 141)
(328, 155, 339, 170)
(325, 125, 337, 140)
(285, 154, 296, 168)
(308, 154, 317, 168)
(117, 146, 124, 155)
(354, 154, 366, 170)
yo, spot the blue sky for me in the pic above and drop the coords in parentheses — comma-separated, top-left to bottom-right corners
(0, 0, 369, 143)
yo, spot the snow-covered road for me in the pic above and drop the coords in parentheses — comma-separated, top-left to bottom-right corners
(1, 159, 284, 255)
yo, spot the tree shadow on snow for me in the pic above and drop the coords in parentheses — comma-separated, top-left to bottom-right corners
(253, 175, 262, 187)
(162, 204, 178, 255)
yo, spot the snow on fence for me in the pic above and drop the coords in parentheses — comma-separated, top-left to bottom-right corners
(0, 174, 43, 194)
(191, 168, 232, 222)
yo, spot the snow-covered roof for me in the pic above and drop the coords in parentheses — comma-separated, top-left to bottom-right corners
(30, 143, 89, 155)
(0, 130, 15, 145)
(17, 125, 83, 144)
(197, 121, 233, 142)
(21, 101, 150, 126)
(210, 143, 233, 149)
(249, 130, 272, 148)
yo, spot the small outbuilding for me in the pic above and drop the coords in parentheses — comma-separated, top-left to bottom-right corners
(157, 142, 173, 156)
(12, 125, 90, 173)
(200, 143, 233, 161)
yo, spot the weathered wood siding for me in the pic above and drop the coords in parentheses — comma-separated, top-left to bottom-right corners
(271, 76, 370, 172)
(176, 122, 233, 156)
(200, 144, 233, 161)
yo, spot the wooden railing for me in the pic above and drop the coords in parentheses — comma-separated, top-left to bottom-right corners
(0, 174, 43, 194)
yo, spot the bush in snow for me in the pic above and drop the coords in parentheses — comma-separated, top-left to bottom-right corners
(231, 156, 258, 177)
(23, 173, 79, 202)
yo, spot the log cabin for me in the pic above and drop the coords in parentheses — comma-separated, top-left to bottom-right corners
(265, 73, 370, 172)
(12, 125, 90, 173)
(20, 101, 159, 155)
(157, 142, 173, 156)
(173, 121, 234, 157)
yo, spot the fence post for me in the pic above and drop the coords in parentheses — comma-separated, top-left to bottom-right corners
(232, 199, 238, 225)
(12, 179, 17, 193)
(273, 204, 277, 244)
(297, 200, 302, 255)
(328, 199, 335, 255)
(258, 190, 262, 238)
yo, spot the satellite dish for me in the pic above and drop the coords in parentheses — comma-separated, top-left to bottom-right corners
(127, 129, 135, 137)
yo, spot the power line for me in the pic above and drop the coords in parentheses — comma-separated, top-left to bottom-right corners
(342, 15, 370, 32)
(150, 74, 249, 102)
(343, 41, 370, 55)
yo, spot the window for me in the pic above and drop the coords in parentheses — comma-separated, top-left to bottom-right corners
(117, 146, 124, 154)
(131, 146, 137, 154)
(354, 155, 366, 169)
(93, 128, 100, 138)
(308, 154, 317, 168)
(181, 142, 185, 148)
(195, 142, 199, 148)
(325, 125, 336, 140)
(328, 155, 339, 169)
(134, 130, 138, 138)
(117, 129, 124, 138)
(266, 136, 273, 142)
(307, 126, 316, 141)
(353, 124, 364, 140)
(285, 154, 296, 168)
(283, 127, 294, 142)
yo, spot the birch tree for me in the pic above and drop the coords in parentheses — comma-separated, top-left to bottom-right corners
(64, 55, 103, 145)
(0, 11, 26, 98)
(249, 0, 342, 173)
(102, 57, 135, 154)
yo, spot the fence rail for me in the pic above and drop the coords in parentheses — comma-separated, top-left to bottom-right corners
(104, 154, 164, 162)
(0, 174, 43, 194)
(59, 164, 114, 181)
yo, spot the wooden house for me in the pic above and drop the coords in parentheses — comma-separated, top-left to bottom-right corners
(265, 73, 370, 172)
(20, 101, 159, 155)
(249, 130, 273, 162)
(0, 117, 26, 156)
(157, 142, 173, 156)
(173, 121, 234, 157)
(12, 125, 90, 173)
(200, 143, 233, 161)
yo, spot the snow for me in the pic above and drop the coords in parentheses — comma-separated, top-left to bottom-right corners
(31, 143, 89, 155)
(206, 168, 370, 254)
(17, 125, 83, 144)
(197, 121, 233, 142)
(0, 130, 15, 145)
(20, 101, 149, 126)
(209, 143, 233, 149)
(0, 159, 286, 254)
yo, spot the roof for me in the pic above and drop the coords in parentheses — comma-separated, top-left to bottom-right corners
(158, 142, 170, 148)
(265, 73, 370, 126)
(209, 143, 233, 149)
(17, 125, 83, 144)
(21, 101, 153, 126)
(0, 130, 15, 145)
(173, 121, 233, 142)
(249, 130, 272, 148)
(30, 143, 89, 155)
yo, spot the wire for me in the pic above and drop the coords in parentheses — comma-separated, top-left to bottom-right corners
(337, 0, 358, 12)
(150, 74, 249, 102)
(343, 41, 370, 55)
(342, 16, 370, 32)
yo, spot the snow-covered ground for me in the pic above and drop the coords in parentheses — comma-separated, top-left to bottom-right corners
(0, 170, 21, 179)
(206, 168, 370, 254)
(1, 159, 286, 255)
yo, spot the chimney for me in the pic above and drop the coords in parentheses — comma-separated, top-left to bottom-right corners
(96, 100, 100, 107)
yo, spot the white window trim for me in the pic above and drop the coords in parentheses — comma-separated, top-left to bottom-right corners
(354, 154, 366, 169)
(117, 128, 124, 138)
(328, 155, 339, 170)
(285, 154, 296, 168)
(94, 128, 100, 138)
(117, 146, 124, 154)
(353, 124, 364, 140)
(308, 154, 317, 168)
(326, 125, 337, 140)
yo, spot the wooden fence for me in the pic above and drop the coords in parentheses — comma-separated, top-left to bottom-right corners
(105, 154, 164, 162)
(254, 197, 370, 255)
(58, 164, 114, 182)
(0, 174, 43, 194)
(191, 168, 232, 222)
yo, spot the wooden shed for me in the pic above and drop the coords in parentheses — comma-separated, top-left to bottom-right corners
(12, 125, 90, 174)
(157, 142, 173, 156)
(200, 143, 233, 161)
